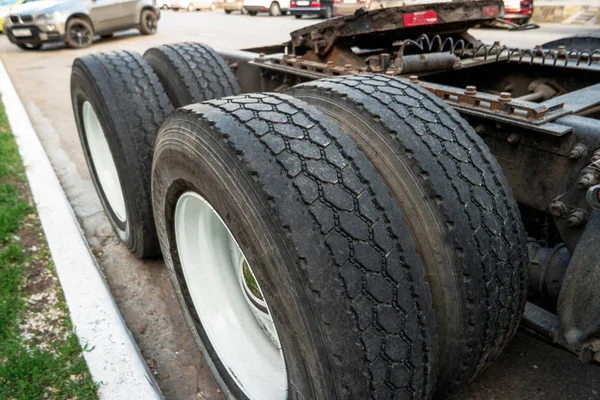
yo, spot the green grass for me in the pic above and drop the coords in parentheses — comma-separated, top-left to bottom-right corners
(0, 102, 98, 399)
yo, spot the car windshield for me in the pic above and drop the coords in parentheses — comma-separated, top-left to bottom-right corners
(0, 0, 20, 6)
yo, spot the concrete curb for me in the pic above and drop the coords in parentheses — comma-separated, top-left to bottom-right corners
(0, 60, 163, 400)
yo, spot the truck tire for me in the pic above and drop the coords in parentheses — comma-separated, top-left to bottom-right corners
(71, 51, 173, 258)
(144, 42, 240, 108)
(152, 93, 438, 400)
(289, 75, 529, 397)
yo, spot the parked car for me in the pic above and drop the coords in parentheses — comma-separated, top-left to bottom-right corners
(171, 0, 216, 11)
(332, 0, 369, 16)
(3, 0, 160, 50)
(0, 0, 37, 32)
(290, 0, 333, 18)
(222, 0, 245, 14)
(503, 0, 533, 24)
(244, 0, 288, 16)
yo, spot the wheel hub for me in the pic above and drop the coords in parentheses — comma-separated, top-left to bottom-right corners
(174, 192, 287, 399)
(82, 101, 126, 222)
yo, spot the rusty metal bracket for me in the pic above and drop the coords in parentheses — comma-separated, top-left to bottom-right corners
(253, 56, 578, 136)
(417, 81, 574, 136)
(289, 0, 503, 56)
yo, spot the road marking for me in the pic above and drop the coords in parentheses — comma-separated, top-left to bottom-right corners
(0, 60, 163, 400)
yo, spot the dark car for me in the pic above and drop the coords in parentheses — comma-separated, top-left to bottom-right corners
(290, 0, 333, 19)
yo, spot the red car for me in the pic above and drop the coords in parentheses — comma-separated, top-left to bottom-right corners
(503, 0, 533, 24)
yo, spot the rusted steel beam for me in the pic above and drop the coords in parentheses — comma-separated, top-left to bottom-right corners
(290, 0, 504, 55)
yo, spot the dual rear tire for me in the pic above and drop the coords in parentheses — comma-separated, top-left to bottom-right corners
(71, 43, 239, 257)
(71, 43, 529, 399)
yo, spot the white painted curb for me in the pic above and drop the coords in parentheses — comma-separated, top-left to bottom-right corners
(0, 61, 163, 400)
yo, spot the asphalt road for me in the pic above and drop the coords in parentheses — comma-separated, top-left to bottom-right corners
(1, 10, 599, 400)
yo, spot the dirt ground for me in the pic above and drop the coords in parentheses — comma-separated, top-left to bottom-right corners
(1, 11, 599, 399)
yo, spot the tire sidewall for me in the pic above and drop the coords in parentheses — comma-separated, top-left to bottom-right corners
(71, 69, 131, 244)
(144, 49, 191, 107)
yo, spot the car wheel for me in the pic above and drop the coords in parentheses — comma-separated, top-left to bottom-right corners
(144, 42, 240, 108)
(322, 4, 333, 18)
(16, 42, 42, 50)
(161, 4, 168, 9)
(152, 93, 438, 400)
(289, 74, 529, 397)
(294, 14, 302, 19)
(139, 9, 158, 35)
(268, 1, 281, 16)
(241, 6, 248, 14)
(224, 9, 232, 13)
(65, 17, 94, 49)
(70, 51, 173, 258)
(248, 10, 257, 15)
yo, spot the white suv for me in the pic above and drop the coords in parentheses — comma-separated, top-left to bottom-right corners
(244, 0, 289, 16)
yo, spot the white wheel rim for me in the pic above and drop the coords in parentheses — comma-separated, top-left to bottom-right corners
(82, 101, 127, 223)
(174, 192, 288, 400)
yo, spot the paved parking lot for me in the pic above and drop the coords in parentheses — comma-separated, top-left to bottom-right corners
(1, 10, 599, 400)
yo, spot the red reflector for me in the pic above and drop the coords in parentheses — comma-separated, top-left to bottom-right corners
(482, 5, 499, 17)
(291, 1, 296, 5)
(309, 1, 320, 6)
(403, 10, 438, 27)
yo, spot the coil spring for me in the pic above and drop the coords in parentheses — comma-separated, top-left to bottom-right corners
(398, 34, 600, 68)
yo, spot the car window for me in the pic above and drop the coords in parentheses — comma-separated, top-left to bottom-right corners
(0, 0, 20, 6)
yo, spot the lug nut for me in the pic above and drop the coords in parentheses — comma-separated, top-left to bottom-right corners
(578, 172, 599, 189)
(499, 92, 512, 102)
(549, 201, 568, 217)
(326, 61, 335, 68)
(507, 133, 520, 144)
(409, 75, 419, 84)
(580, 344, 597, 364)
(566, 209, 587, 227)
(465, 86, 477, 96)
(569, 143, 587, 159)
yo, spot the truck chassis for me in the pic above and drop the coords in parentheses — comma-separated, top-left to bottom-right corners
(70, 1, 600, 398)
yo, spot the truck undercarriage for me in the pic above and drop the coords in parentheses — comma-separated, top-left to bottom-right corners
(70, 1, 600, 398)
